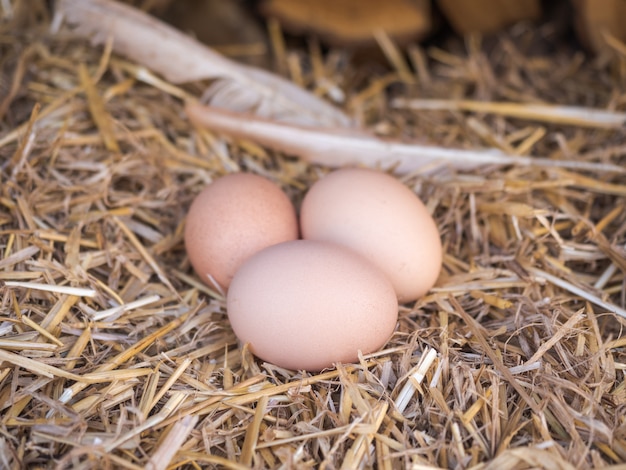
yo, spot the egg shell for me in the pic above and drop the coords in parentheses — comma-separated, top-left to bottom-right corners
(300, 167, 442, 302)
(184, 173, 298, 291)
(227, 240, 398, 371)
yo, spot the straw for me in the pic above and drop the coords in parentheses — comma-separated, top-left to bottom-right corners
(1, 1, 625, 467)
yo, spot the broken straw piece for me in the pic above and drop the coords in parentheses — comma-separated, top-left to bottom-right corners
(91, 294, 161, 321)
(3, 281, 96, 297)
(395, 347, 438, 413)
(392, 98, 626, 128)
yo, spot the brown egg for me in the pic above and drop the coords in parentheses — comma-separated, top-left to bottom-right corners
(184, 173, 298, 292)
(300, 167, 442, 302)
(227, 240, 398, 371)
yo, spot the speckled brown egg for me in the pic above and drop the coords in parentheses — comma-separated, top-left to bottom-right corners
(184, 173, 298, 292)
(226, 240, 398, 371)
(300, 167, 442, 303)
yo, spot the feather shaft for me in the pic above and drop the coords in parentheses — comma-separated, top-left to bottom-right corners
(186, 103, 626, 174)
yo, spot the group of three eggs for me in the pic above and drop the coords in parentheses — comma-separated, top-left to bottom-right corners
(184, 168, 442, 371)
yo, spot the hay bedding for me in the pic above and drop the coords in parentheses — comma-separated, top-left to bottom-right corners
(1, 0, 626, 468)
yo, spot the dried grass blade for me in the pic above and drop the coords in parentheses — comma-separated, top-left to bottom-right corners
(113, 217, 177, 297)
(155, 365, 368, 430)
(594, 236, 626, 275)
(0, 89, 80, 149)
(91, 294, 161, 321)
(175, 452, 250, 470)
(0, 271, 43, 280)
(145, 415, 199, 470)
(0, 339, 57, 351)
(59, 310, 191, 404)
(450, 296, 543, 416)
(55, 0, 351, 127)
(461, 388, 492, 426)
(525, 266, 626, 320)
(0, 246, 40, 269)
(256, 423, 376, 450)
(484, 447, 577, 470)
(3, 281, 96, 297)
(40, 295, 79, 335)
(340, 402, 388, 470)
(508, 362, 542, 375)
(394, 347, 437, 414)
(239, 395, 268, 466)
(81, 368, 152, 381)
(0, 44, 35, 120)
(374, 30, 414, 84)
(0, 349, 87, 382)
(186, 104, 625, 174)
(78, 63, 120, 152)
(525, 309, 586, 365)
(147, 358, 192, 413)
(20, 315, 64, 346)
(555, 169, 626, 197)
(393, 98, 626, 128)
(64, 327, 91, 370)
(3, 103, 39, 174)
(139, 369, 160, 417)
(104, 414, 164, 453)
(466, 116, 516, 153)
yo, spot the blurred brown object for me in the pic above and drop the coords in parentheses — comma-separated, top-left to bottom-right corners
(156, 0, 268, 65)
(160, 0, 266, 49)
(117, 0, 175, 13)
(572, 0, 626, 53)
(437, 0, 541, 35)
(259, 0, 431, 46)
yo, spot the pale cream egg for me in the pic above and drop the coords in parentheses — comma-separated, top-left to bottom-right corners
(226, 240, 398, 371)
(300, 167, 442, 302)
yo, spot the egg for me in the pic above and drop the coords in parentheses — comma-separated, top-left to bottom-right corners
(300, 167, 442, 302)
(227, 240, 398, 371)
(184, 173, 298, 292)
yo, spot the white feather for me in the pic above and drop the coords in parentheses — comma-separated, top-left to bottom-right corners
(55, 0, 352, 128)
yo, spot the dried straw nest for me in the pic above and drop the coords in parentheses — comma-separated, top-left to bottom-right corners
(1, 1, 626, 469)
